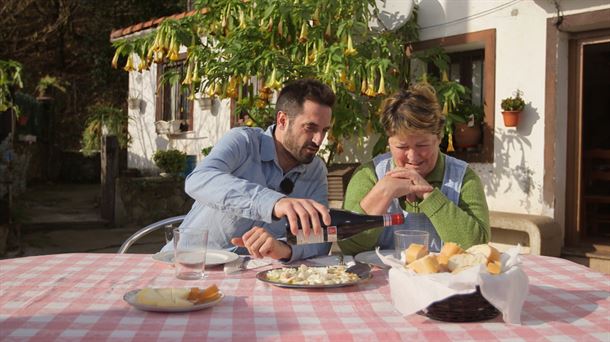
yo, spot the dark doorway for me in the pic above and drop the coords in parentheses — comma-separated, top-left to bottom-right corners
(580, 40, 610, 241)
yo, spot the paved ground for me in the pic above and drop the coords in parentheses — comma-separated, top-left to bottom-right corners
(9, 183, 165, 258)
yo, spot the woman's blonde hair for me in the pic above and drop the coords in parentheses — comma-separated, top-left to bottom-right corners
(379, 83, 445, 139)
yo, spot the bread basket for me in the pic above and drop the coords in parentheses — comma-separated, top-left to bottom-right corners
(417, 286, 499, 322)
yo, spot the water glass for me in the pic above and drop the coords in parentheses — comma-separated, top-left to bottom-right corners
(394, 230, 429, 261)
(173, 228, 208, 280)
(164, 224, 176, 245)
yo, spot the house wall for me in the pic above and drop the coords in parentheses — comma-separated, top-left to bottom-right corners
(415, 0, 610, 225)
(127, 60, 232, 175)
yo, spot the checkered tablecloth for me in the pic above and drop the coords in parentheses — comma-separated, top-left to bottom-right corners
(1, 253, 609, 341)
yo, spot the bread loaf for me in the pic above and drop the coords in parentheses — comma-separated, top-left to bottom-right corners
(407, 254, 439, 274)
(447, 252, 488, 273)
(466, 244, 500, 263)
(404, 243, 428, 264)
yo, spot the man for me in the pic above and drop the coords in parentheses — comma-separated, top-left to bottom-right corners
(164, 79, 335, 262)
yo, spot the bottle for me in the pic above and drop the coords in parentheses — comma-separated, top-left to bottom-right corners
(285, 208, 404, 245)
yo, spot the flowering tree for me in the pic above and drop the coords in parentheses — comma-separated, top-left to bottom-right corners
(112, 0, 420, 163)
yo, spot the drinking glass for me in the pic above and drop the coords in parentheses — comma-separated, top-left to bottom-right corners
(173, 228, 208, 280)
(394, 230, 429, 261)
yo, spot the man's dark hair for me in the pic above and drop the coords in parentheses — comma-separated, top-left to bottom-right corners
(275, 79, 335, 119)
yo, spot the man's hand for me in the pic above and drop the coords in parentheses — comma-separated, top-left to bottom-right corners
(231, 227, 291, 260)
(273, 198, 331, 238)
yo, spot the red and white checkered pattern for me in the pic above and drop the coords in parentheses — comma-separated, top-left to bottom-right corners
(1, 253, 609, 341)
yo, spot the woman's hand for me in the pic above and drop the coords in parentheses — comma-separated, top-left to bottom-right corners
(231, 227, 292, 260)
(386, 167, 434, 200)
(360, 171, 433, 214)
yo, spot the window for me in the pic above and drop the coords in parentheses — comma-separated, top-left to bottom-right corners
(156, 58, 194, 133)
(413, 29, 496, 163)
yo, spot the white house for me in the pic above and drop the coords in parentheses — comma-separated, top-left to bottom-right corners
(111, 1, 610, 270)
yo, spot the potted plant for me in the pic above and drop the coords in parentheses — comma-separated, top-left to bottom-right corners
(35, 75, 67, 100)
(450, 102, 484, 149)
(81, 104, 130, 156)
(153, 149, 187, 177)
(500, 89, 525, 127)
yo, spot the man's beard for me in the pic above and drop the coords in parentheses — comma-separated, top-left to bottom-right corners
(283, 125, 318, 164)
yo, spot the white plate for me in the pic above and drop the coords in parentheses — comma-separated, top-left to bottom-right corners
(152, 250, 239, 266)
(256, 264, 372, 289)
(354, 249, 394, 269)
(123, 289, 224, 313)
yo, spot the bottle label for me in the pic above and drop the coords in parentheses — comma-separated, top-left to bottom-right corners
(295, 226, 338, 244)
(326, 226, 338, 242)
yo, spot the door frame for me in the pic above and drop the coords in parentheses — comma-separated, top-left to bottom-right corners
(553, 8, 610, 246)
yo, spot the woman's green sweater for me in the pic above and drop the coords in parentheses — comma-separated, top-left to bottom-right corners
(338, 153, 490, 256)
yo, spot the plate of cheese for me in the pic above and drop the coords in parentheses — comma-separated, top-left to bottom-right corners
(124, 285, 223, 312)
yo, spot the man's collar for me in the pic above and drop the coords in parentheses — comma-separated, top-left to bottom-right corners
(261, 125, 277, 162)
(263, 124, 307, 174)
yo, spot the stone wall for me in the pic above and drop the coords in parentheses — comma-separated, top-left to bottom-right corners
(114, 176, 194, 228)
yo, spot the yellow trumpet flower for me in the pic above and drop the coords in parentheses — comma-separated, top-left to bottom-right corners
(277, 19, 283, 36)
(182, 62, 193, 85)
(324, 21, 332, 41)
(344, 34, 357, 57)
(111, 49, 121, 69)
(447, 132, 455, 152)
(377, 72, 386, 96)
(239, 10, 246, 29)
(192, 63, 200, 83)
(360, 79, 368, 95)
(298, 22, 308, 43)
(123, 55, 135, 72)
(266, 68, 281, 90)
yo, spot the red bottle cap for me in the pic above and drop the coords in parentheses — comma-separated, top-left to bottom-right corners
(390, 213, 405, 225)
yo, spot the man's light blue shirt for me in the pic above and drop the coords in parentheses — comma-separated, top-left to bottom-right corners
(162, 125, 331, 261)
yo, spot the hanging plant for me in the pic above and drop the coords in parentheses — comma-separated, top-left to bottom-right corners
(111, 0, 420, 164)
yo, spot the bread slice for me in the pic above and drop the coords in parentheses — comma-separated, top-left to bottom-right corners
(407, 254, 439, 274)
(404, 243, 429, 264)
(486, 260, 502, 275)
(447, 252, 488, 273)
(466, 244, 500, 263)
(439, 242, 464, 258)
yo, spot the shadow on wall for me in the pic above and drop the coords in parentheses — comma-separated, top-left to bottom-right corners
(483, 103, 541, 211)
(127, 152, 158, 176)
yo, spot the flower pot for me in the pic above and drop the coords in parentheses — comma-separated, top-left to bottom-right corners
(502, 110, 521, 127)
(453, 122, 482, 149)
(17, 116, 29, 126)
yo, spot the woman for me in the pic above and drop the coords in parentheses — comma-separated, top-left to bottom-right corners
(339, 83, 490, 255)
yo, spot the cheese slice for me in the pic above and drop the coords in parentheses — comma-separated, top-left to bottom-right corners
(135, 288, 194, 307)
(404, 243, 429, 264)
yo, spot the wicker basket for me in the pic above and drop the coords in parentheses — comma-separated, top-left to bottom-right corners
(417, 287, 500, 322)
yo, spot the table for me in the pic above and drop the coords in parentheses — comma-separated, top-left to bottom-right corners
(1, 253, 609, 341)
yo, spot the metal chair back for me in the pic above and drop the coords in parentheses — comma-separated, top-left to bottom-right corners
(118, 215, 185, 254)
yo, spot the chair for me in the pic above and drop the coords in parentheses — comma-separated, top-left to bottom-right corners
(118, 215, 185, 254)
(582, 149, 610, 236)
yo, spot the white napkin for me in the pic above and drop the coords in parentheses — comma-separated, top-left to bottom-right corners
(224, 256, 272, 274)
(304, 255, 355, 267)
(378, 245, 529, 324)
